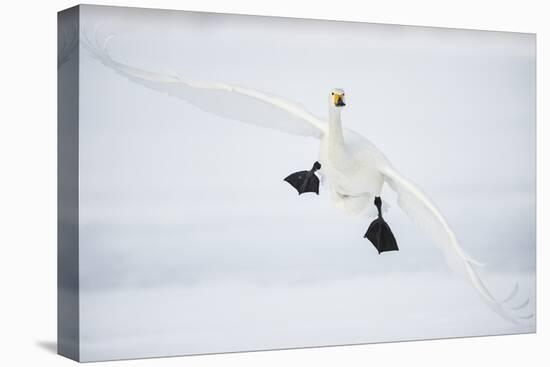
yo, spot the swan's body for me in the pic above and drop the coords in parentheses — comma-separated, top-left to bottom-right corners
(81, 30, 532, 324)
(320, 108, 387, 215)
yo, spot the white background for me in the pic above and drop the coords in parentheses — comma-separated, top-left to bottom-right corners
(0, 0, 547, 366)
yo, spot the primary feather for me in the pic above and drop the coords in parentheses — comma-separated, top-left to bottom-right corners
(82, 30, 326, 139)
(381, 166, 531, 323)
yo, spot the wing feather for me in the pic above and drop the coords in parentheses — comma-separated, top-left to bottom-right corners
(381, 165, 531, 323)
(81, 29, 326, 138)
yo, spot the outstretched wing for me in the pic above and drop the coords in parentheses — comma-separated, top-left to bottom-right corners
(381, 165, 532, 323)
(81, 30, 326, 139)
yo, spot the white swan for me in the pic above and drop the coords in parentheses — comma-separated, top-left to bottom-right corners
(82, 30, 532, 324)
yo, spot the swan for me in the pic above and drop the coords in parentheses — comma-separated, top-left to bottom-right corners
(81, 30, 533, 324)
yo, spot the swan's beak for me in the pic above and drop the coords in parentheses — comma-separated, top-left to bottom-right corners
(334, 93, 346, 107)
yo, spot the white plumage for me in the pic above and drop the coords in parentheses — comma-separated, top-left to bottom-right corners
(82, 29, 532, 324)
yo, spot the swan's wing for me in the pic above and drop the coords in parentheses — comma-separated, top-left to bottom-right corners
(381, 165, 532, 323)
(81, 31, 326, 139)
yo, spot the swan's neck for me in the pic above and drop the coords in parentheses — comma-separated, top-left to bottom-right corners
(328, 106, 345, 148)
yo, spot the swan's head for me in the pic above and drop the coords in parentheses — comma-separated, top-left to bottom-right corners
(330, 88, 346, 108)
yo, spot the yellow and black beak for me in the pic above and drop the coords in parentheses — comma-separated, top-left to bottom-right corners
(333, 93, 346, 107)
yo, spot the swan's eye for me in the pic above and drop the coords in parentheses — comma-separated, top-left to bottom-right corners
(331, 92, 334, 95)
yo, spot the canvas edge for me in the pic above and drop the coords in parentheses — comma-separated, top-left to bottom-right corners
(57, 4, 80, 362)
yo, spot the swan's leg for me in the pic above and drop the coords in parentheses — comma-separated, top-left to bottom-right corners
(284, 162, 322, 195)
(364, 197, 399, 254)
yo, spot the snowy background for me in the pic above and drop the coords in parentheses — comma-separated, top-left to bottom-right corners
(76, 5, 535, 361)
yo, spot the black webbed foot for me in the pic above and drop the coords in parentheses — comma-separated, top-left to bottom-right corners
(284, 161, 321, 195)
(364, 197, 399, 254)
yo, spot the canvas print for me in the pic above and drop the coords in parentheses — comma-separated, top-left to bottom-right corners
(58, 4, 536, 362)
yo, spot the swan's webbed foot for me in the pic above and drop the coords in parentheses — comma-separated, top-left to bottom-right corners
(364, 196, 399, 254)
(284, 161, 321, 195)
